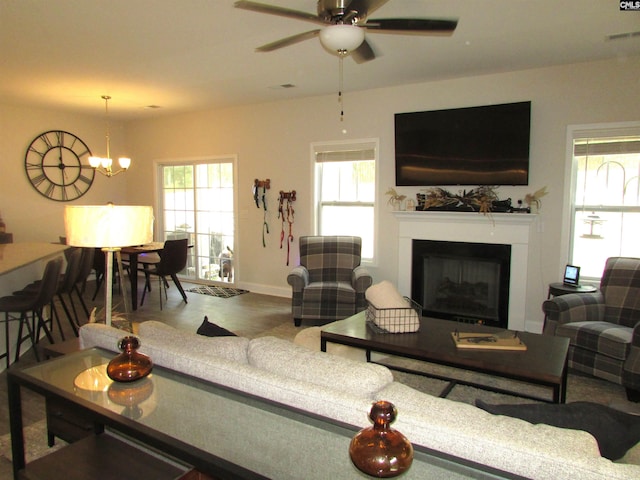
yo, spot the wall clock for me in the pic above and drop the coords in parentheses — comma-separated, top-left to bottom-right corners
(24, 130, 96, 202)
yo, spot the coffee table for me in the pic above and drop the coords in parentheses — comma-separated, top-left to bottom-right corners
(321, 312, 570, 404)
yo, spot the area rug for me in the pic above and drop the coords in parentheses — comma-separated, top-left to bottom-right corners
(0, 420, 66, 464)
(187, 285, 249, 298)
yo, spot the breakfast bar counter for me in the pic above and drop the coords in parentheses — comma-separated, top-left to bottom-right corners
(0, 242, 69, 276)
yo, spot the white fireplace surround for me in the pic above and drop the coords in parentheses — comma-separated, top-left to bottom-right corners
(394, 211, 538, 332)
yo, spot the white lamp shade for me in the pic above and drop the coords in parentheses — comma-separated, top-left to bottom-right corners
(118, 157, 131, 169)
(88, 156, 101, 168)
(319, 24, 365, 53)
(64, 205, 154, 248)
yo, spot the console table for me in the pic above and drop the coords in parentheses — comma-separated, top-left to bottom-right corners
(8, 348, 522, 479)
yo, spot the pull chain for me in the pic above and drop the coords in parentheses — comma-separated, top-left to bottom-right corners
(338, 50, 347, 122)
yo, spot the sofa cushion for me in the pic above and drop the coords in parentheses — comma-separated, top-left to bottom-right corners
(557, 321, 632, 361)
(376, 382, 604, 479)
(139, 321, 249, 364)
(196, 316, 237, 337)
(475, 400, 640, 461)
(600, 257, 640, 328)
(79, 322, 132, 352)
(247, 336, 392, 397)
(302, 281, 356, 304)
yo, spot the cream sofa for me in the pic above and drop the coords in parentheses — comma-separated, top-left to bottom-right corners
(79, 321, 640, 480)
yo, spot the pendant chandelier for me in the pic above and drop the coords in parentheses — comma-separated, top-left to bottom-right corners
(88, 95, 131, 177)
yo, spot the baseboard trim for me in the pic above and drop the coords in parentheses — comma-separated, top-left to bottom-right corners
(236, 282, 290, 298)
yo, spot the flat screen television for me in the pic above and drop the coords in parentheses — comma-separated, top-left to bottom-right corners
(395, 101, 531, 186)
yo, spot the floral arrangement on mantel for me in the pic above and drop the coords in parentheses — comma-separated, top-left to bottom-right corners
(524, 186, 549, 212)
(418, 186, 501, 215)
(385, 188, 406, 209)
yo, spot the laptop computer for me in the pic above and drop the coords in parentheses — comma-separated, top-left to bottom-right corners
(563, 264, 581, 287)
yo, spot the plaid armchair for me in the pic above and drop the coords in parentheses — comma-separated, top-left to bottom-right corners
(287, 236, 372, 327)
(542, 257, 640, 401)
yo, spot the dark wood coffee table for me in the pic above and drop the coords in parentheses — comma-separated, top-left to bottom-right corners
(321, 312, 570, 403)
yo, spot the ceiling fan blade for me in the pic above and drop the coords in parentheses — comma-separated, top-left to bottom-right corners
(351, 38, 376, 64)
(256, 29, 321, 52)
(234, 1, 325, 26)
(364, 18, 458, 35)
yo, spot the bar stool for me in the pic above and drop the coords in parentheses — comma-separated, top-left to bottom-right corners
(73, 247, 94, 319)
(0, 257, 63, 368)
(16, 248, 84, 339)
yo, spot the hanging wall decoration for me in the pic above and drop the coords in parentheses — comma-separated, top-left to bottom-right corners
(278, 190, 296, 265)
(253, 178, 271, 247)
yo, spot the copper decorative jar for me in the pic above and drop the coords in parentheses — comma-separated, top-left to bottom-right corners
(349, 400, 413, 478)
(107, 336, 153, 382)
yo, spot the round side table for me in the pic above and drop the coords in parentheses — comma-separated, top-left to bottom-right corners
(547, 282, 597, 299)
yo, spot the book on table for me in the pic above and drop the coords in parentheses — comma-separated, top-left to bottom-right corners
(451, 330, 527, 351)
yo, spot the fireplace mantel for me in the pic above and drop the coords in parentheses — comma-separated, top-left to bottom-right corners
(393, 211, 538, 331)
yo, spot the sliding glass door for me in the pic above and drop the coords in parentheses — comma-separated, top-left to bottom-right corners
(159, 157, 237, 284)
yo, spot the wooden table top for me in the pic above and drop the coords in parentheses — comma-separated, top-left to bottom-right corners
(322, 311, 570, 384)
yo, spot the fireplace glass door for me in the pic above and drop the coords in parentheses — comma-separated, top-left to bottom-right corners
(412, 240, 510, 328)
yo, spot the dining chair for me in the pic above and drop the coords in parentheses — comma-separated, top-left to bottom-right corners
(92, 247, 123, 301)
(140, 238, 189, 310)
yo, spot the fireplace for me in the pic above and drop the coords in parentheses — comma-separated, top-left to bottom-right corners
(411, 240, 510, 328)
(394, 211, 538, 331)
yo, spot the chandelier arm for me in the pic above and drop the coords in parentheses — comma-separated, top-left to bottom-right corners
(90, 95, 129, 178)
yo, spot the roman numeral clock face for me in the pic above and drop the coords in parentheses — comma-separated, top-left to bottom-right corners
(24, 130, 96, 201)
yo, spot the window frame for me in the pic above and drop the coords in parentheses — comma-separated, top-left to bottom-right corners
(311, 138, 379, 265)
(567, 122, 640, 281)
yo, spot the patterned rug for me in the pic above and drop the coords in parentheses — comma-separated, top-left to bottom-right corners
(187, 285, 249, 298)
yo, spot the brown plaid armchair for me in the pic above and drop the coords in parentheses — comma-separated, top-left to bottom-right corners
(287, 236, 372, 327)
(542, 257, 640, 401)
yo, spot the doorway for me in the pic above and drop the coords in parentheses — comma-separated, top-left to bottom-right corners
(158, 158, 237, 284)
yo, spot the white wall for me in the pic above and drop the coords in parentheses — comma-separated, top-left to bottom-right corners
(2, 56, 639, 330)
(0, 104, 129, 241)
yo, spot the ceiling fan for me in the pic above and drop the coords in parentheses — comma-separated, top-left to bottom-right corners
(234, 0, 458, 63)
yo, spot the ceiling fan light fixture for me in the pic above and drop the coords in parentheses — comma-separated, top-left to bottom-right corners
(319, 24, 365, 54)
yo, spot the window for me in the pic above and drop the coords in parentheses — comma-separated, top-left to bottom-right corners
(159, 158, 236, 283)
(313, 139, 378, 262)
(570, 125, 640, 279)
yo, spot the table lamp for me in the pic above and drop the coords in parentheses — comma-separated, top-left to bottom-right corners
(64, 204, 154, 326)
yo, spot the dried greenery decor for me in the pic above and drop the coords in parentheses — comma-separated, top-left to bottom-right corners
(419, 186, 500, 214)
(524, 186, 548, 212)
(385, 187, 406, 207)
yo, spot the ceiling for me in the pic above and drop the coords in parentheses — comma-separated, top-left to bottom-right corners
(1, 0, 639, 120)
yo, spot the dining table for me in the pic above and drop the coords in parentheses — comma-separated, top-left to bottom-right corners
(120, 242, 165, 311)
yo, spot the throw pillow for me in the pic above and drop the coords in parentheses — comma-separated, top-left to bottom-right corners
(475, 399, 640, 460)
(196, 316, 236, 337)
